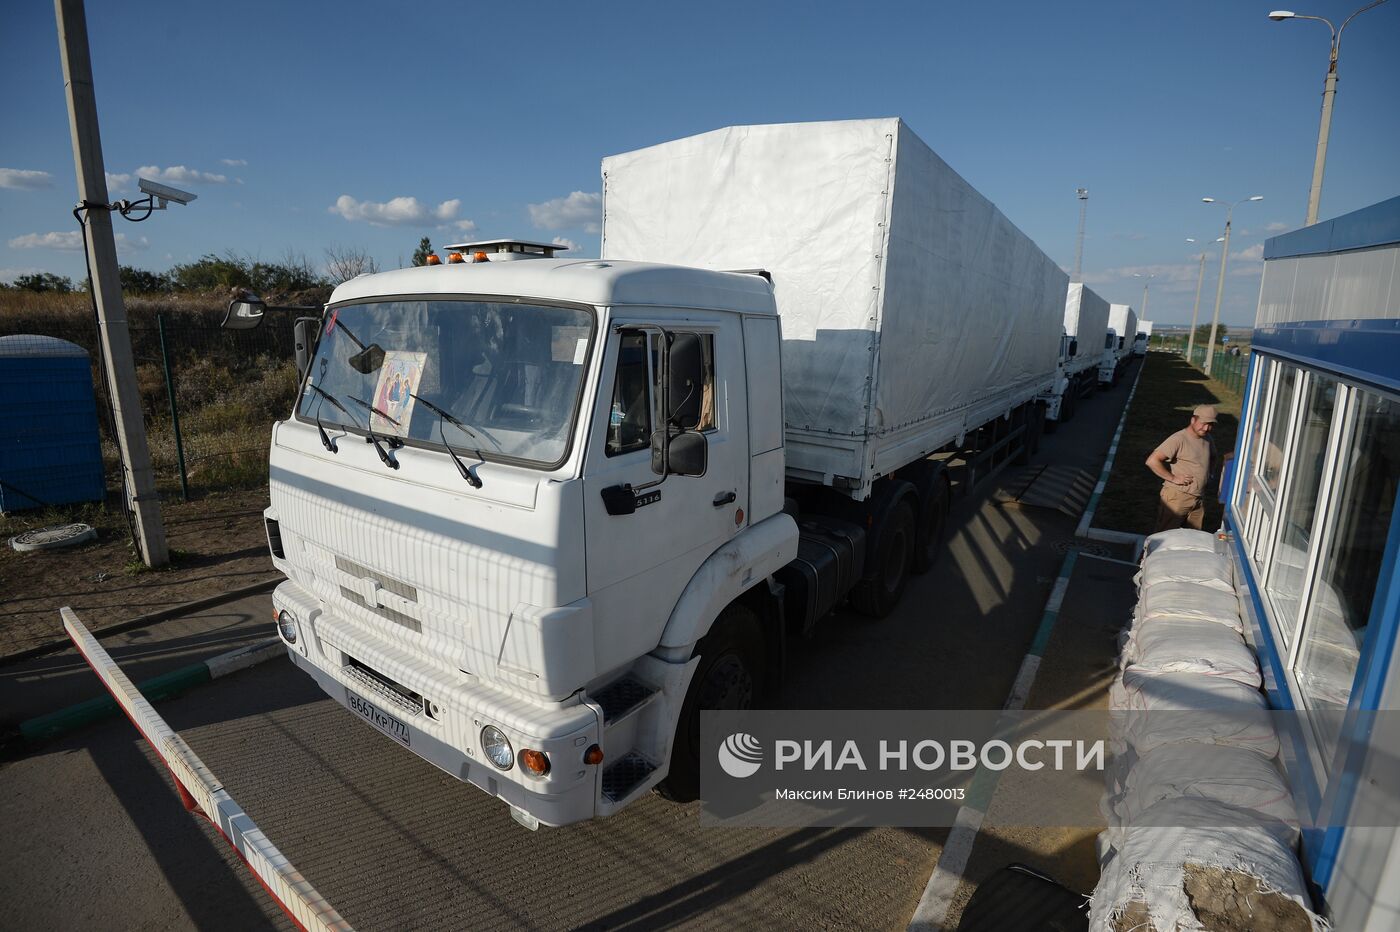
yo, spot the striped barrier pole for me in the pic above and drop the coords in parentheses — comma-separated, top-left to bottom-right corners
(61, 607, 353, 932)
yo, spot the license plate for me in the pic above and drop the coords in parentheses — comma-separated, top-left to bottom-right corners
(346, 690, 411, 747)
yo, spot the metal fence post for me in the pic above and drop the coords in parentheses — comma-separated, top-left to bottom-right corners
(156, 313, 190, 502)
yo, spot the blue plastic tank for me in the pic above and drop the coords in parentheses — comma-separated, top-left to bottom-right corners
(0, 334, 106, 512)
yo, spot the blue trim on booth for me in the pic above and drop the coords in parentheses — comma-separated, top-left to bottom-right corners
(1264, 194, 1400, 260)
(1252, 320, 1400, 395)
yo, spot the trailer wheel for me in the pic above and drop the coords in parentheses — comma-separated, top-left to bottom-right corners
(912, 473, 950, 574)
(657, 604, 766, 803)
(852, 498, 916, 617)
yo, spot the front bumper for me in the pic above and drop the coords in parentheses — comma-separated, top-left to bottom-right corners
(273, 580, 603, 827)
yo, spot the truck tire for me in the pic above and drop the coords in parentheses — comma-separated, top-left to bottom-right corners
(912, 472, 950, 574)
(657, 604, 766, 803)
(851, 497, 916, 617)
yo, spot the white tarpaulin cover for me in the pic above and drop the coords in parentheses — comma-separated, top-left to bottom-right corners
(601, 119, 1065, 485)
(1107, 304, 1137, 359)
(1063, 282, 1111, 376)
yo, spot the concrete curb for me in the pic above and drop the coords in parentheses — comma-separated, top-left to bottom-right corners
(15, 636, 284, 748)
(0, 576, 281, 668)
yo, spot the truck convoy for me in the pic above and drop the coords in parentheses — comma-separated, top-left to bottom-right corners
(1042, 282, 1112, 429)
(233, 118, 1068, 828)
(1104, 303, 1138, 386)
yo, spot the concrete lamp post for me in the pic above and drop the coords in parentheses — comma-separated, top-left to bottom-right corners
(1269, 2, 1392, 225)
(1201, 196, 1263, 376)
(1184, 236, 1225, 364)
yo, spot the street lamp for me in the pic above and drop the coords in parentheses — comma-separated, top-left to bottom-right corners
(1201, 196, 1264, 375)
(1184, 236, 1225, 364)
(1133, 272, 1156, 319)
(1269, 2, 1393, 225)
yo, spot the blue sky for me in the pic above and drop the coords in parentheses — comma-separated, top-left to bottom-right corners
(3, 1, 1397, 326)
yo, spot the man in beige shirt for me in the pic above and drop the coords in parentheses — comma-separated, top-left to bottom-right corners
(1146, 404, 1219, 533)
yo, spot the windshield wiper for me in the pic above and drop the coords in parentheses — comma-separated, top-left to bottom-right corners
(410, 393, 485, 488)
(348, 396, 403, 470)
(303, 383, 349, 453)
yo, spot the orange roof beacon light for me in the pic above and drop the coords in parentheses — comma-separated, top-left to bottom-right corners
(425, 253, 441, 265)
(447, 252, 464, 264)
(473, 251, 489, 263)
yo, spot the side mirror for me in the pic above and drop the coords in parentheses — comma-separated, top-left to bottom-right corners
(1068, 338, 1078, 358)
(651, 429, 707, 477)
(293, 317, 318, 380)
(665, 332, 704, 429)
(222, 299, 265, 330)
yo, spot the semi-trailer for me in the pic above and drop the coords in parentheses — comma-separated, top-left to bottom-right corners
(1133, 320, 1154, 357)
(234, 118, 1067, 828)
(1042, 282, 1111, 429)
(1103, 303, 1138, 386)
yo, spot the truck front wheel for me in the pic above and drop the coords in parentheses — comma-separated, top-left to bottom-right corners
(657, 604, 766, 803)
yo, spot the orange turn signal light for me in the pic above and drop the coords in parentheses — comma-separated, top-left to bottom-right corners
(426, 253, 441, 265)
(583, 744, 604, 766)
(520, 748, 550, 776)
(447, 252, 464, 264)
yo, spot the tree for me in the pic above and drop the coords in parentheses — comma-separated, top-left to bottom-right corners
(11, 272, 73, 293)
(324, 244, 379, 284)
(1195, 323, 1228, 346)
(119, 265, 172, 294)
(411, 237, 434, 267)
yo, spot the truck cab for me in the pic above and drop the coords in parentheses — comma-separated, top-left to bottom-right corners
(257, 250, 797, 827)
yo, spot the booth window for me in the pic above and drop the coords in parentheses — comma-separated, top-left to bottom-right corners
(1295, 390, 1400, 752)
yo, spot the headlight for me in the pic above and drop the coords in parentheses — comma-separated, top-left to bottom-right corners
(481, 725, 513, 770)
(277, 609, 297, 644)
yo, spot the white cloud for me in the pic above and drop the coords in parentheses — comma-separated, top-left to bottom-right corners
(0, 267, 45, 283)
(329, 194, 462, 227)
(528, 191, 601, 233)
(135, 164, 230, 185)
(9, 231, 148, 251)
(220, 158, 248, 167)
(1233, 243, 1264, 262)
(551, 237, 580, 252)
(453, 219, 478, 232)
(0, 168, 54, 190)
(106, 172, 132, 192)
(1265, 221, 1291, 233)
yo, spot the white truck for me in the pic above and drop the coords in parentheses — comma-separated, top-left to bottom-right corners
(1103, 303, 1138, 386)
(1042, 282, 1111, 429)
(1132, 320, 1153, 357)
(229, 118, 1065, 828)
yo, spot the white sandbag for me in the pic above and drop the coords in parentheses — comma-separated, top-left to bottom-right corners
(1117, 670, 1279, 758)
(1142, 528, 1219, 558)
(1122, 618, 1261, 687)
(1136, 550, 1233, 594)
(1140, 580, 1242, 631)
(1119, 743, 1299, 844)
(1089, 798, 1325, 932)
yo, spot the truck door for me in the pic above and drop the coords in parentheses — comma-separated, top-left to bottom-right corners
(581, 313, 749, 666)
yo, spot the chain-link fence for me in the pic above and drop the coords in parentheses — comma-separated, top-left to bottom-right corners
(3, 303, 301, 502)
(1152, 334, 1248, 396)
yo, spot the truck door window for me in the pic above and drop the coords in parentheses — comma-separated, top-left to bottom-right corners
(607, 331, 654, 456)
(606, 330, 717, 457)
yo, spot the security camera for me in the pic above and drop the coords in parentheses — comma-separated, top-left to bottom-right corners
(138, 177, 197, 207)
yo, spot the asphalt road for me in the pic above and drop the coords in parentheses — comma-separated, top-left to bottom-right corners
(0, 363, 1140, 931)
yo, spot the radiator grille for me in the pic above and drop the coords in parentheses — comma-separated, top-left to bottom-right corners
(342, 657, 424, 718)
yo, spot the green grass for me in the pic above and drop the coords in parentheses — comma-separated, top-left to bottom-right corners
(1095, 352, 1244, 536)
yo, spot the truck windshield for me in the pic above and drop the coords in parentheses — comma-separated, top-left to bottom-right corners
(296, 298, 594, 468)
